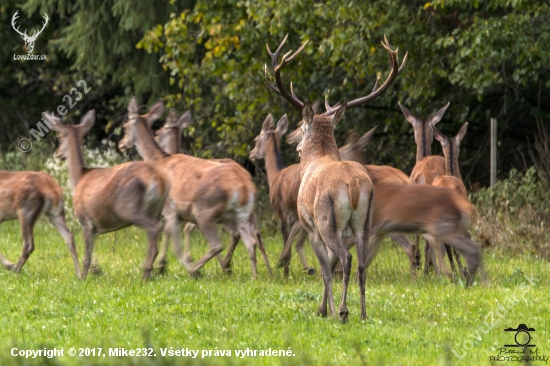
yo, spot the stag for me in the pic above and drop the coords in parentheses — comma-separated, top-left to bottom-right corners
(11, 11, 48, 54)
(43, 110, 169, 281)
(0, 171, 79, 275)
(119, 99, 271, 278)
(285, 125, 417, 277)
(265, 34, 406, 322)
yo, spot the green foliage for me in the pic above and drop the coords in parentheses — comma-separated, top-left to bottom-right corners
(137, 0, 550, 184)
(471, 167, 550, 253)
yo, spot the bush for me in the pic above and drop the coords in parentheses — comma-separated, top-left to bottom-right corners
(470, 167, 550, 255)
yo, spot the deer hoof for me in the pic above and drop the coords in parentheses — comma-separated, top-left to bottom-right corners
(339, 310, 349, 324)
(304, 267, 316, 275)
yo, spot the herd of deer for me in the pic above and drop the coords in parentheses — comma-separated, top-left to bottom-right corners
(0, 36, 481, 323)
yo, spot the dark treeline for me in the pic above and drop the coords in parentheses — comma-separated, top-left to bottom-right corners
(1, 0, 549, 188)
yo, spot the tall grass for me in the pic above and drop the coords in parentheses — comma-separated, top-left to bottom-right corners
(470, 167, 550, 257)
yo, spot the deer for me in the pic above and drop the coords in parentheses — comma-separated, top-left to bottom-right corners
(43, 110, 169, 281)
(11, 11, 48, 54)
(265, 34, 407, 322)
(249, 114, 314, 276)
(285, 124, 417, 277)
(153, 109, 265, 270)
(0, 171, 80, 275)
(119, 98, 272, 278)
(431, 123, 468, 199)
(399, 102, 461, 274)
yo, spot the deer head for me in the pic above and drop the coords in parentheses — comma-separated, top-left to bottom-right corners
(11, 11, 48, 54)
(431, 122, 468, 178)
(44, 110, 95, 161)
(118, 97, 165, 153)
(399, 102, 450, 162)
(249, 114, 288, 161)
(155, 109, 192, 155)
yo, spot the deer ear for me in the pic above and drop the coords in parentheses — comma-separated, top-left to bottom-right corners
(79, 110, 96, 136)
(431, 123, 448, 147)
(176, 111, 192, 130)
(331, 102, 347, 127)
(261, 114, 274, 132)
(455, 122, 468, 143)
(399, 102, 421, 129)
(275, 115, 288, 138)
(426, 102, 450, 126)
(302, 102, 314, 127)
(357, 125, 378, 148)
(165, 109, 177, 127)
(128, 97, 139, 119)
(144, 100, 164, 127)
(286, 126, 302, 145)
(42, 112, 64, 132)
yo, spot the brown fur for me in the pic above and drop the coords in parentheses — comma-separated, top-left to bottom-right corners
(409, 156, 446, 185)
(249, 115, 313, 275)
(44, 110, 169, 281)
(297, 104, 374, 322)
(0, 170, 79, 275)
(368, 184, 479, 284)
(119, 99, 271, 278)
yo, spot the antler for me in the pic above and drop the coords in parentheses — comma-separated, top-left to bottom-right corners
(324, 35, 408, 115)
(265, 34, 309, 110)
(29, 13, 49, 40)
(11, 11, 28, 38)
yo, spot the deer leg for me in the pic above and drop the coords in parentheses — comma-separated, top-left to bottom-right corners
(444, 244, 456, 273)
(80, 224, 95, 280)
(255, 231, 273, 277)
(220, 228, 240, 273)
(388, 233, 417, 278)
(0, 221, 15, 270)
(183, 222, 196, 261)
(424, 234, 451, 277)
(48, 210, 80, 278)
(326, 236, 352, 323)
(309, 232, 335, 318)
(413, 234, 421, 269)
(142, 221, 162, 282)
(236, 221, 259, 279)
(442, 235, 481, 286)
(294, 227, 314, 274)
(353, 224, 370, 321)
(184, 220, 224, 277)
(157, 231, 171, 274)
(13, 207, 40, 273)
(278, 221, 296, 269)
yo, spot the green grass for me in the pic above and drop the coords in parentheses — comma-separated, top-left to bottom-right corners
(0, 219, 548, 366)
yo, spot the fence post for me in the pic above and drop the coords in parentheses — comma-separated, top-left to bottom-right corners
(490, 118, 497, 187)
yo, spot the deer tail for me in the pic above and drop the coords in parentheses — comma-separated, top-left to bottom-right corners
(348, 178, 361, 211)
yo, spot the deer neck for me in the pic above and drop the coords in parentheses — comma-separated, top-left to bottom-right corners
(444, 144, 461, 179)
(135, 122, 169, 161)
(66, 131, 87, 191)
(300, 122, 341, 174)
(162, 127, 182, 155)
(416, 123, 432, 162)
(264, 134, 284, 189)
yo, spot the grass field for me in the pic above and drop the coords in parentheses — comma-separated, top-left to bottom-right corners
(0, 219, 548, 366)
